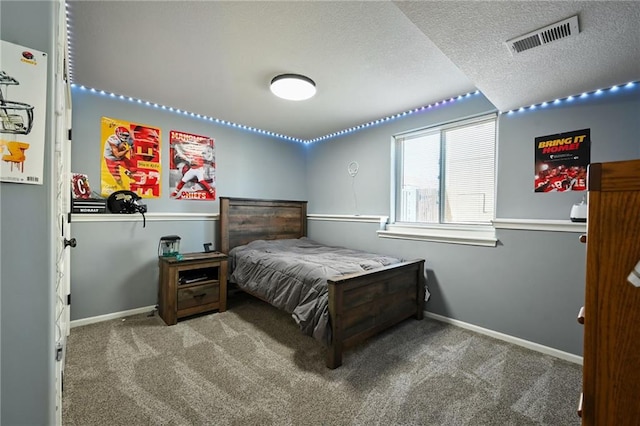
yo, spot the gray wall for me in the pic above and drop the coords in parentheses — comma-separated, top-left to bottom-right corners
(70, 89, 307, 320)
(71, 89, 307, 214)
(306, 88, 640, 356)
(497, 88, 640, 219)
(1, 1, 56, 425)
(305, 93, 497, 215)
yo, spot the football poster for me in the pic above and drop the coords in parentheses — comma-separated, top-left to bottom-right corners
(169, 130, 216, 200)
(100, 117, 161, 198)
(534, 128, 590, 192)
(0, 40, 48, 185)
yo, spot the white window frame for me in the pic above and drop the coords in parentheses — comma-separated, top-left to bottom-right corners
(379, 113, 498, 247)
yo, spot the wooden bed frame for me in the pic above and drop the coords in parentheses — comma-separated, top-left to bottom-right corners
(219, 197, 426, 368)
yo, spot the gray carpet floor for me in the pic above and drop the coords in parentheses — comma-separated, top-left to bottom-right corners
(63, 295, 582, 425)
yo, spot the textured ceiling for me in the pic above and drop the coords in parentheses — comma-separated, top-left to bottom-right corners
(396, 1, 640, 113)
(67, 1, 640, 142)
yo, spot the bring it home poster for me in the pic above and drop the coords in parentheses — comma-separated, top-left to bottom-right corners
(169, 130, 216, 200)
(101, 117, 161, 198)
(534, 128, 590, 192)
(0, 40, 48, 185)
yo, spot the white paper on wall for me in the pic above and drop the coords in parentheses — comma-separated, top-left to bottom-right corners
(0, 39, 48, 185)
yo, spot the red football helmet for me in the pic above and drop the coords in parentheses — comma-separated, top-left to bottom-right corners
(115, 126, 130, 142)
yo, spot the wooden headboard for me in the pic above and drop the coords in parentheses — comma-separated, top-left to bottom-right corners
(219, 197, 308, 254)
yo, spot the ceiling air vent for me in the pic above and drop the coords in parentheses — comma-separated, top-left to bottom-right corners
(506, 15, 580, 54)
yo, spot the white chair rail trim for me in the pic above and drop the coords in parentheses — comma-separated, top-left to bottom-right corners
(307, 213, 388, 224)
(71, 212, 218, 223)
(70, 213, 586, 234)
(493, 218, 586, 233)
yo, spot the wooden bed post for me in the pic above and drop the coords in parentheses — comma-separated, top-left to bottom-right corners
(327, 279, 343, 369)
(219, 197, 230, 253)
(415, 259, 425, 320)
(326, 260, 425, 369)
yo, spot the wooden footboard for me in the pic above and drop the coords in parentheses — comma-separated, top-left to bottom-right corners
(327, 259, 425, 369)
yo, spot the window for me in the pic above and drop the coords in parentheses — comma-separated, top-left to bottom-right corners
(384, 114, 497, 246)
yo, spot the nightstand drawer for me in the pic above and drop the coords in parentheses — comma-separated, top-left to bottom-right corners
(177, 283, 219, 311)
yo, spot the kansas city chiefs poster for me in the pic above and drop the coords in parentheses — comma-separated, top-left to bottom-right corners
(534, 128, 590, 192)
(169, 130, 216, 201)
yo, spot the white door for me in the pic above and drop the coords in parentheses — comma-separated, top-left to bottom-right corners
(53, 1, 72, 424)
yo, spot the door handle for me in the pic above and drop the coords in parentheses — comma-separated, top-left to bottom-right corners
(64, 238, 77, 249)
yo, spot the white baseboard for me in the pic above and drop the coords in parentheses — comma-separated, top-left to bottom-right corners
(424, 311, 583, 365)
(70, 305, 157, 328)
(71, 306, 583, 365)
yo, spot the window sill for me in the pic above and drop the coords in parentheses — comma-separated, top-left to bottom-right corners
(377, 224, 498, 247)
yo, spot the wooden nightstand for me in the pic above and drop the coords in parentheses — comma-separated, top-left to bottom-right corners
(158, 251, 228, 325)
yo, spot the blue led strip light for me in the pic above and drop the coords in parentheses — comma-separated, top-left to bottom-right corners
(65, 5, 638, 144)
(70, 84, 305, 143)
(304, 91, 480, 144)
(502, 81, 638, 115)
(70, 83, 480, 144)
(65, 3, 74, 82)
(70, 81, 639, 142)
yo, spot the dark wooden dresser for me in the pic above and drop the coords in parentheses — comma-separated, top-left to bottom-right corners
(580, 159, 640, 425)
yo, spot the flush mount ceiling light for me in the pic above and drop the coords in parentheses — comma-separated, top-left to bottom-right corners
(270, 74, 316, 101)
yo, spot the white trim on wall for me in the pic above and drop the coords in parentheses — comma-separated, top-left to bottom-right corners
(71, 212, 218, 223)
(70, 302, 583, 365)
(70, 213, 586, 235)
(70, 305, 158, 328)
(424, 311, 583, 365)
(493, 218, 586, 233)
(307, 213, 388, 224)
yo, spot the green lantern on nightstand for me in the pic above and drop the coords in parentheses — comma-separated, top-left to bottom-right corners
(158, 235, 181, 257)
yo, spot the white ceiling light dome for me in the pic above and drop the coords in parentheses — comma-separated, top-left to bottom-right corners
(270, 74, 316, 101)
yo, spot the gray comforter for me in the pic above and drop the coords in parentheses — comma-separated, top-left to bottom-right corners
(229, 238, 403, 344)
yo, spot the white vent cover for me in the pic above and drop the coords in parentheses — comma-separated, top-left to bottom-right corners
(506, 15, 580, 54)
